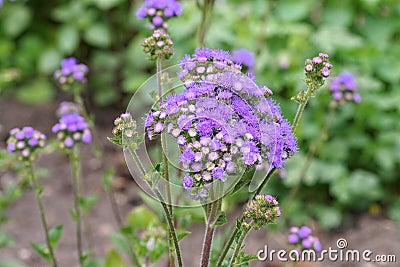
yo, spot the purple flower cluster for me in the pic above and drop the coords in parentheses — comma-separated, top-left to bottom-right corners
(288, 226, 322, 252)
(244, 194, 281, 229)
(7, 127, 46, 161)
(52, 112, 92, 149)
(145, 48, 298, 199)
(136, 0, 182, 30)
(142, 29, 174, 60)
(54, 57, 89, 88)
(329, 72, 361, 104)
(231, 48, 255, 76)
(304, 53, 332, 88)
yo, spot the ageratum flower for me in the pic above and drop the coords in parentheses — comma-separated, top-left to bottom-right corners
(53, 57, 89, 89)
(288, 226, 322, 252)
(136, 0, 182, 30)
(56, 101, 82, 117)
(145, 48, 298, 199)
(52, 112, 92, 149)
(329, 72, 361, 104)
(244, 194, 281, 229)
(304, 53, 332, 90)
(109, 113, 141, 149)
(232, 48, 255, 76)
(7, 127, 46, 162)
(142, 29, 174, 60)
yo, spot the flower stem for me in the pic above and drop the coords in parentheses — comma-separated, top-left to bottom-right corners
(130, 148, 183, 267)
(27, 163, 58, 267)
(292, 98, 309, 131)
(284, 106, 336, 210)
(156, 58, 176, 266)
(69, 147, 83, 266)
(197, 0, 215, 47)
(200, 200, 218, 267)
(228, 226, 250, 267)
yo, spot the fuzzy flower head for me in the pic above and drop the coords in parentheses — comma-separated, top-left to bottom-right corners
(7, 127, 46, 162)
(109, 113, 141, 149)
(52, 112, 92, 149)
(142, 29, 174, 60)
(304, 53, 332, 91)
(56, 101, 82, 117)
(231, 48, 255, 76)
(329, 72, 360, 105)
(136, 0, 182, 30)
(288, 226, 322, 252)
(244, 194, 281, 230)
(145, 49, 298, 200)
(53, 57, 89, 90)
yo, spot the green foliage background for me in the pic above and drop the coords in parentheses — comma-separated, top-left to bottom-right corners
(1, 0, 400, 228)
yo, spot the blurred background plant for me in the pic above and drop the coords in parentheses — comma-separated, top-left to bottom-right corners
(1, 0, 400, 264)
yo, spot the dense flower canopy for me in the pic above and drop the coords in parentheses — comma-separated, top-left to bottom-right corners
(145, 48, 298, 199)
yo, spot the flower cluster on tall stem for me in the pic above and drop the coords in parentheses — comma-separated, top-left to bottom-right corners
(7, 127, 59, 267)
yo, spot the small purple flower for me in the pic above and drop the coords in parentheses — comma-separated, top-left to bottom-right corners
(154, 122, 164, 133)
(152, 16, 163, 26)
(182, 174, 194, 189)
(7, 143, 15, 152)
(302, 238, 312, 249)
(82, 132, 92, 144)
(28, 138, 38, 147)
(321, 67, 330, 77)
(64, 137, 74, 148)
(312, 57, 322, 64)
(288, 234, 299, 244)
(212, 167, 225, 179)
(298, 226, 312, 239)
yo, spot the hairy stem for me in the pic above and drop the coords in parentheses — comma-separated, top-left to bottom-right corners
(200, 201, 218, 267)
(28, 163, 58, 267)
(130, 149, 183, 267)
(228, 226, 250, 267)
(69, 147, 83, 266)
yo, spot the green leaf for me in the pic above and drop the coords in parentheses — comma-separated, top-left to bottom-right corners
(176, 230, 191, 241)
(84, 23, 111, 48)
(2, 5, 32, 37)
(57, 25, 79, 54)
(231, 166, 256, 194)
(107, 137, 122, 146)
(38, 49, 62, 74)
(16, 78, 55, 105)
(79, 194, 99, 214)
(0, 230, 15, 248)
(31, 243, 51, 262)
(110, 232, 131, 255)
(389, 200, 400, 229)
(126, 205, 159, 230)
(235, 252, 258, 265)
(101, 168, 115, 192)
(49, 225, 63, 249)
(104, 249, 127, 267)
(211, 211, 227, 227)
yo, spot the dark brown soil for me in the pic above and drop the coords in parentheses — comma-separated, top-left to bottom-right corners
(0, 99, 399, 267)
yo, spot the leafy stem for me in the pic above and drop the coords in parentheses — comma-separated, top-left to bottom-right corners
(200, 199, 219, 267)
(129, 148, 183, 267)
(27, 163, 58, 267)
(68, 146, 83, 266)
(228, 225, 251, 267)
